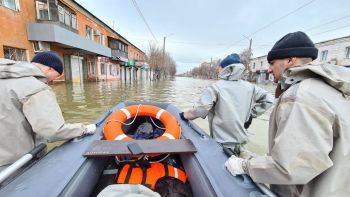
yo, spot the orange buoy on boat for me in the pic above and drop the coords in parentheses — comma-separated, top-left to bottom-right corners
(103, 104, 181, 141)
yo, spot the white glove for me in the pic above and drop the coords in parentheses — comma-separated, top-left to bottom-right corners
(225, 155, 247, 176)
(84, 124, 96, 135)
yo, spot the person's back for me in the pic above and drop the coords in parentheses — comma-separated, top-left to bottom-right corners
(0, 59, 48, 165)
(0, 52, 96, 168)
(181, 54, 274, 152)
(208, 78, 269, 145)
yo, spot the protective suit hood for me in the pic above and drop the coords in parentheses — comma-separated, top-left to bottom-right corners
(0, 58, 46, 81)
(283, 64, 350, 96)
(218, 63, 246, 81)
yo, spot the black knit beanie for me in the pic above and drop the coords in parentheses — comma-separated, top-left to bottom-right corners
(31, 51, 63, 75)
(267, 31, 318, 63)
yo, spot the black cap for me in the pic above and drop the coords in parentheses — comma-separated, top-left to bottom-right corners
(267, 31, 318, 63)
(31, 51, 63, 75)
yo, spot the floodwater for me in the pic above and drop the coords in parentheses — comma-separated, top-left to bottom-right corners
(52, 77, 276, 155)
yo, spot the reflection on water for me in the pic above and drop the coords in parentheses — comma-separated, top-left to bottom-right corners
(52, 77, 216, 124)
(52, 77, 276, 154)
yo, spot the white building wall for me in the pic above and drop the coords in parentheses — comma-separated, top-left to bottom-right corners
(250, 55, 268, 72)
(313, 36, 350, 66)
(250, 55, 273, 83)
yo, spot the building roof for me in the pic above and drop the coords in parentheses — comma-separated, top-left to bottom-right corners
(251, 54, 267, 60)
(71, 0, 145, 55)
(315, 35, 350, 46)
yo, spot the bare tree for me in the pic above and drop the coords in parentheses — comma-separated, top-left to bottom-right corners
(146, 43, 177, 80)
(189, 59, 220, 79)
(239, 48, 254, 81)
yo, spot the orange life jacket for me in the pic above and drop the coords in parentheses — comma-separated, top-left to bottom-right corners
(116, 162, 187, 190)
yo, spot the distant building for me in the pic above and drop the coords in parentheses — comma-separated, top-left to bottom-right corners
(249, 55, 272, 83)
(313, 35, 350, 67)
(250, 35, 350, 83)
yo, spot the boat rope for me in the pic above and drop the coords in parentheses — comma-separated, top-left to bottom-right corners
(148, 154, 170, 163)
(115, 154, 144, 163)
(115, 154, 170, 164)
(149, 117, 165, 130)
(105, 104, 142, 126)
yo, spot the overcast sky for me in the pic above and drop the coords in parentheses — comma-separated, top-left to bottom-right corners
(76, 0, 350, 73)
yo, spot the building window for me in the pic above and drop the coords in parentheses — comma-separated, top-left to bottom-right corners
(86, 26, 93, 40)
(110, 64, 116, 76)
(100, 63, 106, 75)
(346, 47, 350, 59)
(252, 62, 256, 69)
(36, 1, 49, 20)
(321, 50, 328, 61)
(58, 5, 77, 29)
(3, 46, 27, 61)
(64, 9, 71, 26)
(1, 0, 20, 11)
(100, 34, 104, 45)
(260, 61, 263, 69)
(58, 5, 64, 23)
(88, 61, 95, 74)
(71, 14, 77, 29)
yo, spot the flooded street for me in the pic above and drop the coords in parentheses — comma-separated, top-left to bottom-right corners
(52, 77, 276, 155)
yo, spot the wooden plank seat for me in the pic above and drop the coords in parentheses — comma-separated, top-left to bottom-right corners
(84, 139, 197, 157)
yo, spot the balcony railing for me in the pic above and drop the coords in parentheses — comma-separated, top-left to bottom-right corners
(111, 49, 128, 59)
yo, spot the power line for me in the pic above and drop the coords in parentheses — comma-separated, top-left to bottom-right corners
(223, 0, 316, 53)
(130, 0, 158, 44)
(310, 24, 350, 36)
(248, 0, 316, 37)
(252, 23, 350, 57)
(252, 15, 350, 51)
(127, 37, 273, 47)
(304, 14, 350, 31)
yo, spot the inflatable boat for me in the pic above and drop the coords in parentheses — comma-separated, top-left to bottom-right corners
(0, 101, 271, 197)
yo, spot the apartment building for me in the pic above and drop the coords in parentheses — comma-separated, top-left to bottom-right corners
(249, 55, 271, 83)
(313, 35, 350, 67)
(0, 0, 145, 82)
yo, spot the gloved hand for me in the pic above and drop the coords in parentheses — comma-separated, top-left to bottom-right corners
(244, 115, 253, 129)
(225, 155, 247, 176)
(179, 112, 188, 121)
(83, 124, 96, 135)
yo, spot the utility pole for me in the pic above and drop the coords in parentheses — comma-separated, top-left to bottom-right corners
(163, 36, 166, 66)
(248, 38, 252, 66)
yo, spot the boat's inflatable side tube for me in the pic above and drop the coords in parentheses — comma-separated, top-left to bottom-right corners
(0, 143, 46, 184)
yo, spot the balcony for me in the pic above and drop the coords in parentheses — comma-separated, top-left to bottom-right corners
(111, 49, 128, 62)
(27, 23, 111, 57)
(108, 36, 128, 62)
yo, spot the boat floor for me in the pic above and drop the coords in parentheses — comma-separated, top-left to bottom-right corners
(90, 157, 194, 197)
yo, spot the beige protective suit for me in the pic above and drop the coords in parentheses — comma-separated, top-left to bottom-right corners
(247, 64, 350, 197)
(185, 64, 274, 146)
(0, 59, 87, 166)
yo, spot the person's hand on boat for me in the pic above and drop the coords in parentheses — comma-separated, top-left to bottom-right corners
(83, 124, 97, 135)
(225, 155, 247, 176)
(179, 112, 188, 121)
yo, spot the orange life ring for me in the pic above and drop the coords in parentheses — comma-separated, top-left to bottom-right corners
(104, 105, 181, 141)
